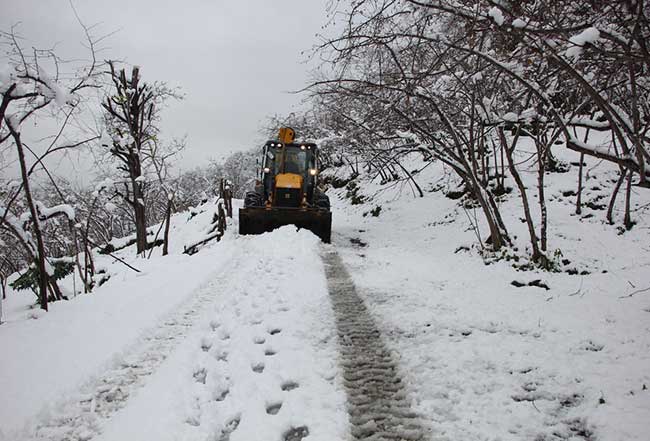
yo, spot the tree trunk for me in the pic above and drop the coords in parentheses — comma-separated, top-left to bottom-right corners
(576, 153, 584, 215)
(607, 168, 626, 224)
(466, 176, 503, 250)
(536, 136, 549, 253)
(501, 128, 542, 262)
(624, 169, 634, 230)
(485, 188, 510, 243)
(537, 156, 548, 252)
(163, 199, 172, 256)
(10, 125, 49, 311)
(132, 176, 148, 255)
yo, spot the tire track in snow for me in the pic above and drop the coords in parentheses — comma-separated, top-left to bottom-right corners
(322, 250, 426, 441)
(24, 265, 235, 441)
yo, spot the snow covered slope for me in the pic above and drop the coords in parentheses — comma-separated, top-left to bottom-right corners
(329, 146, 650, 440)
(0, 200, 231, 438)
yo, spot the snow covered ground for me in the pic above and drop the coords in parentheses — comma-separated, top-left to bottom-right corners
(95, 227, 347, 441)
(329, 146, 650, 440)
(0, 203, 347, 441)
(2, 143, 649, 441)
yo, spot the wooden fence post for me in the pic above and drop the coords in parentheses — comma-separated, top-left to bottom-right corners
(217, 202, 226, 237)
(225, 180, 233, 218)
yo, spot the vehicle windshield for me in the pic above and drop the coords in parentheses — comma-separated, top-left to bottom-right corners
(279, 147, 308, 175)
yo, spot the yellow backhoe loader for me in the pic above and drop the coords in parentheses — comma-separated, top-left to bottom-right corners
(238, 128, 332, 242)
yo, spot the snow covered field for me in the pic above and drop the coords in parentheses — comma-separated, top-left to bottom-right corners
(1, 146, 649, 441)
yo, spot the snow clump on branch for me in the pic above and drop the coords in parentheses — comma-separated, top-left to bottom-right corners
(566, 27, 600, 60)
(488, 7, 505, 25)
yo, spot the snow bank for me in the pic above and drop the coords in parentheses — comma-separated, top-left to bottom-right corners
(0, 200, 229, 438)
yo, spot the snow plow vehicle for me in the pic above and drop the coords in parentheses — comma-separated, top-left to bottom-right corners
(239, 127, 332, 242)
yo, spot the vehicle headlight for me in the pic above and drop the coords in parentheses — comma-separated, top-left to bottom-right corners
(309, 168, 318, 176)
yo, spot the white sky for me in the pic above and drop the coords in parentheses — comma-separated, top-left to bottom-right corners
(1, 0, 333, 179)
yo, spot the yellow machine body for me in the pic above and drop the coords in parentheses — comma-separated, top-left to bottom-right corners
(278, 127, 295, 144)
(275, 173, 303, 189)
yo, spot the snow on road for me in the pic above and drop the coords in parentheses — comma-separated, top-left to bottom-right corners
(169, 228, 347, 441)
(1, 207, 348, 441)
(94, 227, 347, 441)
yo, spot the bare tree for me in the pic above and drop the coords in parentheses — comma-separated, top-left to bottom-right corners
(1, 26, 100, 310)
(101, 60, 180, 254)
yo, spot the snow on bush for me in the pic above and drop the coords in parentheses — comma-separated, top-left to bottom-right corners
(488, 7, 504, 25)
(566, 27, 600, 59)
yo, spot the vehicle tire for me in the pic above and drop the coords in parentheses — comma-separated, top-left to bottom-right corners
(244, 191, 263, 208)
(314, 191, 330, 209)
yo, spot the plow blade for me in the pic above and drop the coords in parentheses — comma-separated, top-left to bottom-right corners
(239, 207, 332, 243)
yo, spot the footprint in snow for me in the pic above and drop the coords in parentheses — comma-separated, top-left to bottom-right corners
(210, 320, 220, 331)
(193, 368, 207, 384)
(266, 402, 282, 415)
(252, 363, 265, 373)
(214, 388, 229, 402)
(200, 338, 212, 352)
(253, 336, 266, 344)
(283, 426, 309, 441)
(281, 381, 299, 391)
(582, 340, 604, 352)
(186, 416, 200, 427)
(264, 348, 276, 356)
(268, 328, 282, 335)
(218, 415, 240, 441)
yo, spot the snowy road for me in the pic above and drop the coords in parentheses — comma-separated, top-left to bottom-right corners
(323, 250, 426, 440)
(3, 226, 435, 441)
(6, 227, 355, 441)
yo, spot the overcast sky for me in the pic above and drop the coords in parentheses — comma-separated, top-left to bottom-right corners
(1, 0, 333, 176)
